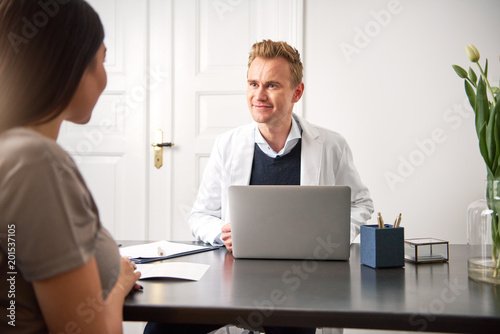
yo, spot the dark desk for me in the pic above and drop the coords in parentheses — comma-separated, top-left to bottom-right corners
(123, 243, 500, 333)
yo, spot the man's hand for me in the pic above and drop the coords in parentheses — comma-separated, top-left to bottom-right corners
(221, 223, 232, 252)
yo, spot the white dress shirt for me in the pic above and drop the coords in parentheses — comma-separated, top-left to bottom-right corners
(254, 116, 302, 158)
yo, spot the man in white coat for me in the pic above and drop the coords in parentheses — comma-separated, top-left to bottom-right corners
(189, 40, 374, 253)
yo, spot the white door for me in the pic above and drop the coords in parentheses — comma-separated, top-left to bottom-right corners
(58, 0, 150, 240)
(168, 0, 304, 241)
(58, 0, 303, 242)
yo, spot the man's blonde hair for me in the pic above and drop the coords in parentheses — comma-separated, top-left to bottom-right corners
(248, 40, 303, 87)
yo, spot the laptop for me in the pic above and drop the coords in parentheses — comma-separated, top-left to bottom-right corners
(228, 185, 351, 260)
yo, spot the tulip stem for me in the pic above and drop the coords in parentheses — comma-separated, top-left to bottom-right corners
(476, 61, 496, 108)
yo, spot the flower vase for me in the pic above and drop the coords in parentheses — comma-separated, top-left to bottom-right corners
(467, 180, 500, 284)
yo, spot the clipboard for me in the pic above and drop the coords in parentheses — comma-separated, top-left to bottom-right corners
(119, 240, 219, 264)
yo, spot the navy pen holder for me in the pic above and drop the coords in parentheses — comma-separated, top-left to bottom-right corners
(360, 224, 404, 268)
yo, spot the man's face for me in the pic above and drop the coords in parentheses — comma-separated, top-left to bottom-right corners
(246, 57, 303, 129)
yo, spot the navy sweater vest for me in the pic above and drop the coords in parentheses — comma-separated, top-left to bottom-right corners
(249, 139, 301, 185)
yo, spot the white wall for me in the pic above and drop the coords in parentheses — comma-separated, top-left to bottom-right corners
(303, 0, 500, 243)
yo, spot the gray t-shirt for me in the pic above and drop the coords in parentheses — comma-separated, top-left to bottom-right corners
(0, 128, 121, 334)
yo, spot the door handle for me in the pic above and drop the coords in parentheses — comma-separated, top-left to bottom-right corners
(153, 143, 174, 147)
(151, 129, 174, 169)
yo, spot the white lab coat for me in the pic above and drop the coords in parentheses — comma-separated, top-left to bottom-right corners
(189, 114, 374, 245)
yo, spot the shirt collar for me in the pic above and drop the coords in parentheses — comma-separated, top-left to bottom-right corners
(254, 116, 302, 157)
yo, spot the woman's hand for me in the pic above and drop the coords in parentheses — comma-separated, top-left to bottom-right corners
(114, 257, 142, 296)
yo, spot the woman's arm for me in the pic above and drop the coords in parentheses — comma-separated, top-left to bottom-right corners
(33, 256, 140, 334)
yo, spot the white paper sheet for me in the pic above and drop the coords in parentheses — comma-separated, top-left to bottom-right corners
(136, 262, 210, 281)
(119, 240, 212, 259)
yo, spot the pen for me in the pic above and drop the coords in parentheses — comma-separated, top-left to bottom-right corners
(158, 247, 164, 256)
(394, 213, 402, 228)
(377, 212, 384, 228)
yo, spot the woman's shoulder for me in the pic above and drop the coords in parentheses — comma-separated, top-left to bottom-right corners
(0, 128, 72, 168)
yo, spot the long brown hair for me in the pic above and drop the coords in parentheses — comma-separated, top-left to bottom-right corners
(0, 0, 104, 133)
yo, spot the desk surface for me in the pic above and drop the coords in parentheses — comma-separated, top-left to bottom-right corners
(123, 243, 500, 333)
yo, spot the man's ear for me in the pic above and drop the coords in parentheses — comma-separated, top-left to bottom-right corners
(292, 82, 304, 103)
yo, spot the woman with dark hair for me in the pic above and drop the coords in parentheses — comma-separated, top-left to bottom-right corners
(0, 1, 141, 333)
